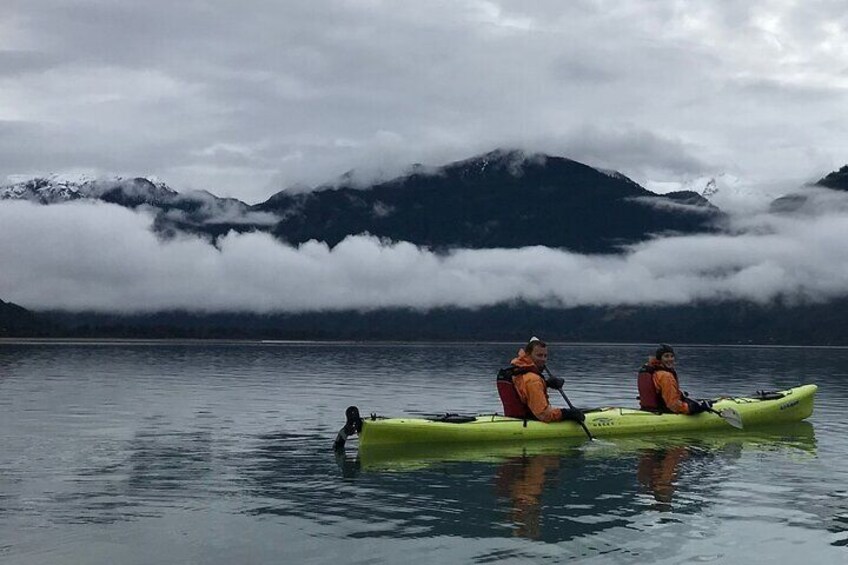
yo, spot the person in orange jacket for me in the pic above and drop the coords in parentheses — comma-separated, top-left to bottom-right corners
(497, 337, 585, 423)
(637, 344, 712, 414)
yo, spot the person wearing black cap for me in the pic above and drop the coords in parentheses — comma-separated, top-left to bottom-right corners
(637, 344, 712, 414)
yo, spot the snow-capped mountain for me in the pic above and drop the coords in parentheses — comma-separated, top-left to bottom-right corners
(646, 174, 742, 198)
(0, 175, 177, 206)
(648, 174, 788, 214)
(1, 174, 88, 204)
(0, 175, 278, 238)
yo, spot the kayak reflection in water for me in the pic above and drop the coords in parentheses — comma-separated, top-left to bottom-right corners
(494, 454, 561, 539)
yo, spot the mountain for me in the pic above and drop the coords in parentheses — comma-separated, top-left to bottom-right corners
(0, 174, 175, 205)
(815, 165, 848, 191)
(0, 175, 277, 240)
(0, 298, 49, 336)
(769, 163, 848, 213)
(1, 150, 721, 253)
(256, 150, 720, 253)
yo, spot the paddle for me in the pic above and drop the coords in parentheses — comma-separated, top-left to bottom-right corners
(544, 367, 594, 441)
(708, 406, 744, 429)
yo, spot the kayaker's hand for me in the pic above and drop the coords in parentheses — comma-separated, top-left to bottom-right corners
(545, 376, 565, 390)
(561, 408, 585, 423)
(686, 399, 711, 415)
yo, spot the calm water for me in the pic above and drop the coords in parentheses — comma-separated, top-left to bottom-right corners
(1, 341, 846, 564)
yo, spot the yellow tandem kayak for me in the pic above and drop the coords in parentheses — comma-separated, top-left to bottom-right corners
(334, 384, 817, 449)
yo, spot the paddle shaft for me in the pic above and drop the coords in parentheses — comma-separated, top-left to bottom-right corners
(545, 368, 594, 441)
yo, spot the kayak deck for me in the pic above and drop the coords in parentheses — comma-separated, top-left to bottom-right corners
(353, 384, 817, 448)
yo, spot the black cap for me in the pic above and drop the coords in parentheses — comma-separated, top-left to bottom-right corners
(655, 344, 675, 359)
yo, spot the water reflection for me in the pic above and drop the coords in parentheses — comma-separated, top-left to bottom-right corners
(47, 427, 217, 525)
(20, 415, 825, 550)
(636, 445, 690, 510)
(494, 454, 561, 539)
(327, 423, 817, 543)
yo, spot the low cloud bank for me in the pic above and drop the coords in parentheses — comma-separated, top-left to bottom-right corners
(1, 196, 847, 313)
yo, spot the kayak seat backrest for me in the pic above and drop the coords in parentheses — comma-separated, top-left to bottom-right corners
(427, 413, 478, 423)
(754, 390, 786, 401)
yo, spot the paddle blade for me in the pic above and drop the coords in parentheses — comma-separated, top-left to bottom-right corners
(718, 407, 744, 429)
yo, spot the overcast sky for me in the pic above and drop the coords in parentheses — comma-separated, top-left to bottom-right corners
(2, 0, 847, 202)
(3, 1, 848, 314)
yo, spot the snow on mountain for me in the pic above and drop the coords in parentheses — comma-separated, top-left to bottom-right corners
(645, 173, 742, 196)
(646, 174, 787, 214)
(0, 174, 91, 204)
(0, 175, 279, 234)
(0, 175, 178, 206)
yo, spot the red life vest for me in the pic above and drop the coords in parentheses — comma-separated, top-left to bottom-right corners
(496, 366, 539, 419)
(637, 364, 679, 411)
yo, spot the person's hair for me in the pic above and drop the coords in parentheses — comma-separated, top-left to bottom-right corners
(655, 343, 675, 359)
(526, 338, 547, 354)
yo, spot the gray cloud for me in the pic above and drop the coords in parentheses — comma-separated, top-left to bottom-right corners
(0, 50, 61, 77)
(2, 188, 848, 313)
(1, 1, 847, 202)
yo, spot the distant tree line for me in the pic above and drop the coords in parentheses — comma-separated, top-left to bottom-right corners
(2, 298, 843, 345)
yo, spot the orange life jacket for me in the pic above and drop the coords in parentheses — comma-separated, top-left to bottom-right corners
(637, 362, 679, 411)
(497, 365, 539, 419)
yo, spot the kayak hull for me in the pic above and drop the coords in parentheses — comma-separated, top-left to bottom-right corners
(356, 421, 816, 471)
(357, 384, 817, 448)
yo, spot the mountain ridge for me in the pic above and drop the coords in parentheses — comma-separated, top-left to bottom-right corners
(254, 149, 721, 253)
(1, 149, 721, 253)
